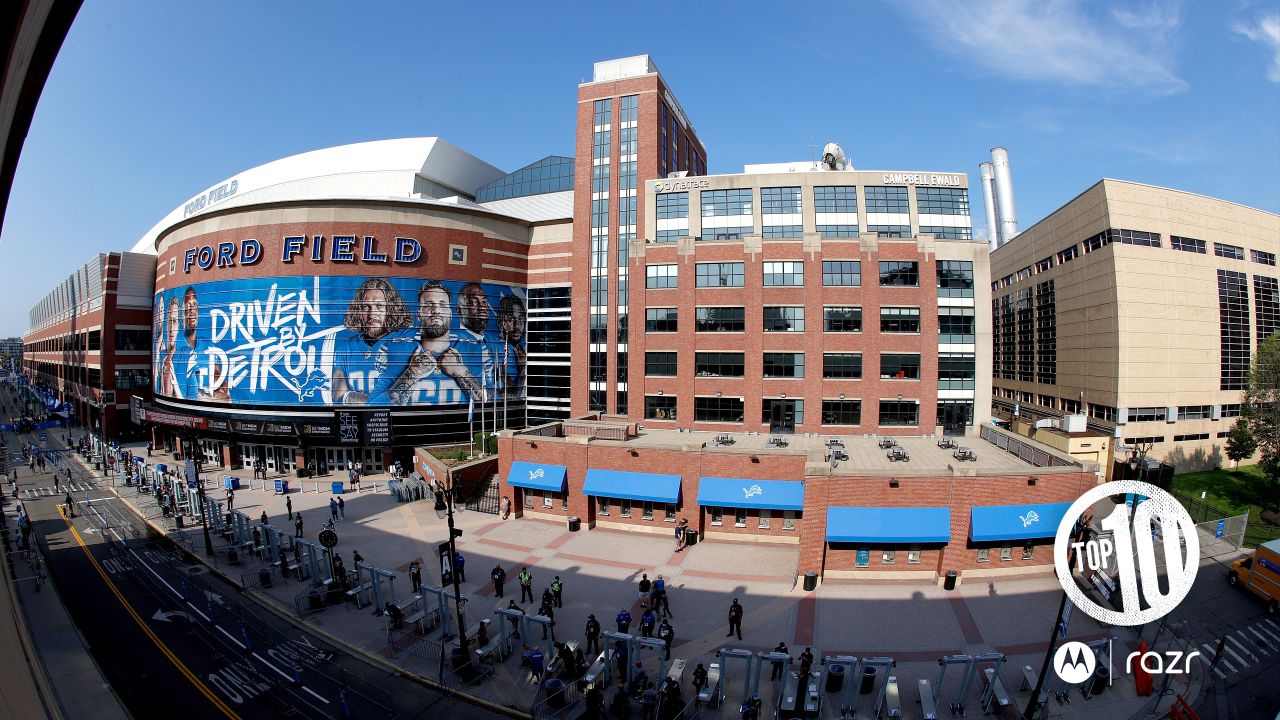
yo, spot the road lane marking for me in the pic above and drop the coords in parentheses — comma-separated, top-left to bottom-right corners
(1227, 635, 1257, 663)
(216, 625, 247, 650)
(128, 548, 184, 600)
(57, 505, 242, 719)
(1196, 648, 1227, 679)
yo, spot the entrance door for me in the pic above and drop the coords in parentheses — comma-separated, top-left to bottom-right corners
(769, 400, 798, 434)
(941, 403, 968, 436)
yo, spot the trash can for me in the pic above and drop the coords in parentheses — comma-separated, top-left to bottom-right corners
(859, 666, 877, 694)
(1089, 666, 1109, 695)
(228, 548, 239, 565)
(544, 679, 566, 709)
(803, 571, 818, 592)
(175, 514, 183, 528)
(330, 481, 344, 495)
(259, 568, 273, 588)
(944, 570, 958, 591)
(684, 527, 698, 546)
(568, 516, 581, 532)
(826, 664, 846, 692)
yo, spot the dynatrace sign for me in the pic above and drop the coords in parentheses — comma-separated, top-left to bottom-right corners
(181, 235, 423, 274)
(153, 275, 527, 409)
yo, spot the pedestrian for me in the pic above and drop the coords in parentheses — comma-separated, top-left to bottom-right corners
(610, 681, 631, 719)
(692, 663, 708, 701)
(538, 598, 554, 639)
(294, 514, 303, 537)
(638, 573, 651, 606)
(64, 492, 74, 518)
(551, 575, 563, 608)
(226, 488, 234, 510)
(630, 661, 648, 698)
(727, 598, 743, 640)
(352, 549, 363, 566)
(585, 684, 606, 720)
(640, 682, 658, 720)
(454, 552, 466, 582)
(674, 517, 689, 551)
(616, 608, 632, 634)
(337, 496, 344, 519)
(770, 642, 789, 680)
(53, 472, 59, 493)
(506, 600, 522, 639)
(286, 495, 292, 519)
(261, 509, 269, 525)
(500, 495, 511, 520)
(657, 587, 673, 619)
(585, 614, 602, 656)
(519, 567, 533, 603)
(640, 608, 656, 637)
(657, 619, 674, 660)
(409, 561, 422, 593)
(798, 647, 814, 678)
(329, 497, 338, 523)
(491, 564, 506, 598)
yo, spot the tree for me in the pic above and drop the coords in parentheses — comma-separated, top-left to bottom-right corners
(1243, 334, 1280, 460)
(1242, 335, 1280, 514)
(1225, 419, 1257, 469)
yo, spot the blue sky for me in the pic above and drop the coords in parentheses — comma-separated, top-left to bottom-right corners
(1, 0, 1277, 337)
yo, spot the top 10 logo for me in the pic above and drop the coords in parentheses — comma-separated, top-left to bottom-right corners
(1054, 481, 1200, 626)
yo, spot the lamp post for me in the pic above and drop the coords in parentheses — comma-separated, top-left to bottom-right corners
(188, 431, 214, 558)
(434, 479, 471, 677)
(1127, 440, 1153, 483)
(94, 415, 103, 471)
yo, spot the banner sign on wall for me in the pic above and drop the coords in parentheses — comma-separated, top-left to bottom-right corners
(153, 275, 526, 409)
(144, 409, 207, 430)
(335, 410, 362, 445)
(364, 411, 392, 445)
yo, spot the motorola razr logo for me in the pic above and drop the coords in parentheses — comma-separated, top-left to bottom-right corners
(1054, 481, 1200, 626)
(1053, 641, 1097, 684)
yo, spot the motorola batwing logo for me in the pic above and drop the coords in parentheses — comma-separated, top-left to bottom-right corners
(1054, 641, 1097, 684)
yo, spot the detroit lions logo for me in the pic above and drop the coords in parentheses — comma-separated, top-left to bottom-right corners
(529, 468, 545, 481)
(1020, 510, 1040, 528)
(742, 484, 764, 500)
(289, 369, 330, 402)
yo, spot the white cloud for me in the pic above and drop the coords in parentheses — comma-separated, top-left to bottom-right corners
(1233, 13, 1280, 83)
(898, 0, 1188, 95)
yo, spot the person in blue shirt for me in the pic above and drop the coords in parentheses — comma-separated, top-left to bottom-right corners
(453, 282, 503, 399)
(615, 608, 632, 634)
(326, 278, 415, 405)
(167, 288, 230, 402)
(368, 281, 481, 406)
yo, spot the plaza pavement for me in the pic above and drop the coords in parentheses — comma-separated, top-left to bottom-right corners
(84, 438, 1201, 720)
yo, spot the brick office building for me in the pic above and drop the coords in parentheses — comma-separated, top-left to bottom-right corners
(22, 252, 156, 440)
(499, 419, 1098, 580)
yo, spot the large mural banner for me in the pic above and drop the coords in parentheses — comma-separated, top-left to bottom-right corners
(152, 276, 526, 408)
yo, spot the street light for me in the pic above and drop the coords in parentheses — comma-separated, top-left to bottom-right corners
(187, 430, 215, 558)
(1127, 440, 1153, 482)
(434, 481, 472, 679)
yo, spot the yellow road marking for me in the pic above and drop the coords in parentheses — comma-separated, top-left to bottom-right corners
(57, 505, 243, 719)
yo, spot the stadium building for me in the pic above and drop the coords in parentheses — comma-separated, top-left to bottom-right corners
(989, 179, 1279, 470)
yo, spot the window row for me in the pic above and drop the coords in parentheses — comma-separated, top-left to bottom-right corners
(643, 396, 936, 426)
(645, 260, 974, 293)
(643, 305, 973, 336)
(643, 351, 970, 382)
(652, 186, 969, 220)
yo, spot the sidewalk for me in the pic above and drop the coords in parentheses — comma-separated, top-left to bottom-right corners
(96, 437, 1203, 720)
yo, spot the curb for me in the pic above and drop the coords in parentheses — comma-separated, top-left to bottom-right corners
(100, 479, 532, 720)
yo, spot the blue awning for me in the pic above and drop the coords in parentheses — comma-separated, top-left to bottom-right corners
(969, 502, 1073, 542)
(826, 507, 951, 544)
(698, 477, 804, 511)
(583, 469, 681, 503)
(506, 462, 567, 492)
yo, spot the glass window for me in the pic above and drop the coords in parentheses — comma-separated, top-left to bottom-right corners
(823, 353, 862, 379)
(645, 352, 677, 377)
(475, 155, 576, 202)
(734, 508, 747, 527)
(598, 497, 609, 515)
(864, 186, 909, 213)
(938, 353, 976, 390)
(868, 225, 911, 238)
(524, 491, 535, 509)
(695, 396, 745, 422)
(1000, 545, 1013, 562)
(1128, 406, 1168, 422)
(695, 306, 746, 332)
(621, 499, 632, 518)
(1215, 243, 1245, 260)
(704, 226, 754, 242)
(880, 307, 921, 333)
(822, 261, 861, 286)
(665, 504, 676, 522)
(762, 261, 804, 286)
(878, 261, 919, 287)
(939, 307, 976, 343)
(916, 187, 969, 215)
(907, 548, 922, 564)
(855, 548, 870, 567)
(1257, 275, 1278, 343)
(645, 307, 678, 333)
(782, 511, 796, 531)
(694, 352, 745, 377)
(762, 398, 804, 425)
(977, 548, 989, 563)
(762, 225, 803, 239)
(822, 400, 861, 425)
(937, 261, 974, 297)
(696, 262, 745, 288)
(764, 306, 804, 332)
(642, 502, 654, 520)
(937, 400, 974, 427)
(879, 400, 919, 427)
(920, 226, 973, 240)
(762, 353, 804, 378)
(817, 225, 859, 238)
(1057, 245, 1080, 264)
(711, 507, 723, 525)
(880, 353, 920, 380)
(881, 549, 896, 564)
(645, 395, 677, 420)
(1022, 543, 1034, 560)
(823, 307, 862, 332)
(758, 509, 772, 529)
(543, 493, 554, 509)
(656, 229, 683, 244)
(701, 188, 753, 217)
(814, 186, 858, 213)
(657, 192, 688, 219)
(1171, 236, 1206, 254)
(1219, 269, 1251, 390)
(761, 187, 802, 214)
(646, 264, 678, 289)
(1253, 249, 1277, 266)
